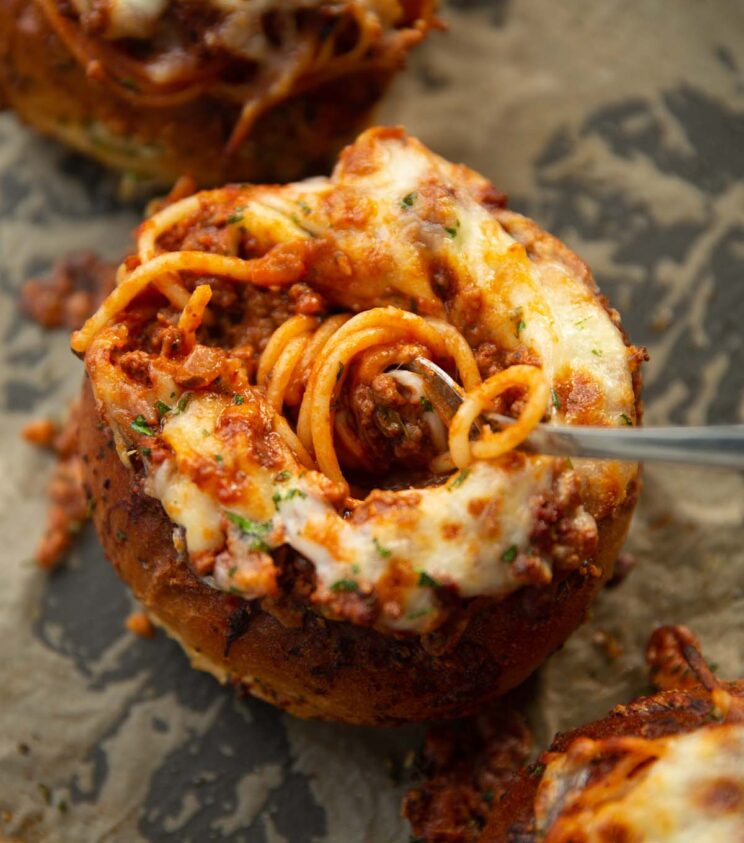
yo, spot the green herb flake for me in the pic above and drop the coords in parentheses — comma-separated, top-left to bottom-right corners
(224, 512, 272, 551)
(444, 223, 460, 239)
(516, 319, 527, 336)
(530, 763, 546, 778)
(130, 415, 154, 436)
(351, 563, 360, 575)
(418, 570, 440, 588)
(551, 388, 562, 410)
(407, 608, 431, 620)
(619, 413, 633, 426)
(175, 394, 191, 414)
(336, 361, 344, 382)
(592, 348, 603, 357)
(330, 579, 359, 593)
(298, 200, 311, 216)
(154, 400, 171, 418)
(37, 783, 52, 805)
(215, 454, 223, 463)
(501, 544, 518, 563)
(420, 396, 434, 413)
(575, 316, 591, 329)
(228, 566, 238, 577)
(226, 208, 244, 225)
(373, 538, 392, 558)
(273, 488, 307, 509)
(401, 192, 417, 208)
(449, 468, 471, 490)
(274, 470, 291, 482)
(115, 528, 127, 542)
(140, 446, 152, 458)
(233, 393, 245, 405)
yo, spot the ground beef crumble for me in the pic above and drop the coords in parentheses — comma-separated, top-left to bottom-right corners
(22, 402, 90, 569)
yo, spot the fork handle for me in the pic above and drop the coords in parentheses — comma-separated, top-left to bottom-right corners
(521, 423, 744, 469)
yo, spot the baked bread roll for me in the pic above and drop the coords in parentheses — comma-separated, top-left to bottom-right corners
(0, 0, 435, 185)
(480, 626, 744, 842)
(76, 127, 643, 724)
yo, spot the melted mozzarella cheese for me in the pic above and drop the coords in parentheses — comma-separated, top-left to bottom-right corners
(537, 724, 744, 843)
(143, 392, 560, 631)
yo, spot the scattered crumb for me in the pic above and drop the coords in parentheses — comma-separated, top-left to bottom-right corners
(26, 402, 90, 570)
(126, 611, 156, 639)
(606, 552, 637, 588)
(21, 252, 115, 330)
(592, 629, 624, 661)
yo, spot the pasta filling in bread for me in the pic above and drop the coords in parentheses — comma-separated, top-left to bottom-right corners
(74, 128, 641, 633)
(37, 0, 434, 152)
(535, 724, 744, 842)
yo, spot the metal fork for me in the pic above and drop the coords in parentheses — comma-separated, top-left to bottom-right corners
(407, 357, 744, 469)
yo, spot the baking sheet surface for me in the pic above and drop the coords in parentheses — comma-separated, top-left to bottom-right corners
(1, 1, 743, 840)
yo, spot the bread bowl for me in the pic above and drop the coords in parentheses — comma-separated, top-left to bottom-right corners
(482, 625, 744, 842)
(75, 127, 643, 724)
(0, 0, 435, 185)
(405, 626, 744, 841)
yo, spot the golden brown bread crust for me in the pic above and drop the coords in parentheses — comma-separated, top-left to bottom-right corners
(0, 0, 402, 185)
(80, 377, 638, 724)
(480, 681, 744, 841)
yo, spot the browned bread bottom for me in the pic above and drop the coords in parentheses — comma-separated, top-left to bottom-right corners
(79, 379, 637, 725)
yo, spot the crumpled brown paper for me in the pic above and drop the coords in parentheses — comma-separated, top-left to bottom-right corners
(1, 1, 742, 840)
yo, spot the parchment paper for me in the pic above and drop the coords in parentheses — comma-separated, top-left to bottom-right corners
(1, 1, 743, 840)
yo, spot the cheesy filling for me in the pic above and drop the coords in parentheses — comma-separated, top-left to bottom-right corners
(536, 724, 744, 842)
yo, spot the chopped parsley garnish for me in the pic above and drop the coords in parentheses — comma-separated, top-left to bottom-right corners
(575, 316, 591, 329)
(215, 455, 223, 463)
(224, 512, 272, 551)
(233, 393, 245, 405)
(130, 415, 154, 436)
(551, 388, 562, 410)
(115, 529, 127, 542)
(407, 608, 431, 620)
(530, 763, 546, 778)
(444, 221, 460, 238)
(592, 348, 603, 357)
(516, 319, 527, 336)
(336, 361, 344, 382)
(140, 447, 151, 458)
(176, 394, 191, 414)
(272, 488, 307, 509)
(274, 470, 291, 482)
(619, 413, 633, 426)
(418, 571, 440, 588)
(298, 200, 311, 216)
(449, 468, 470, 490)
(330, 579, 358, 593)
(401, 192, 417, 208)
(226, 208, 244, 225)
(420, 396, 434, 413)
(228, 566, 238, 577)
(373, 538, 392, 558)
(154, 400, 171, 418)
(501, 544, 518, 563)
